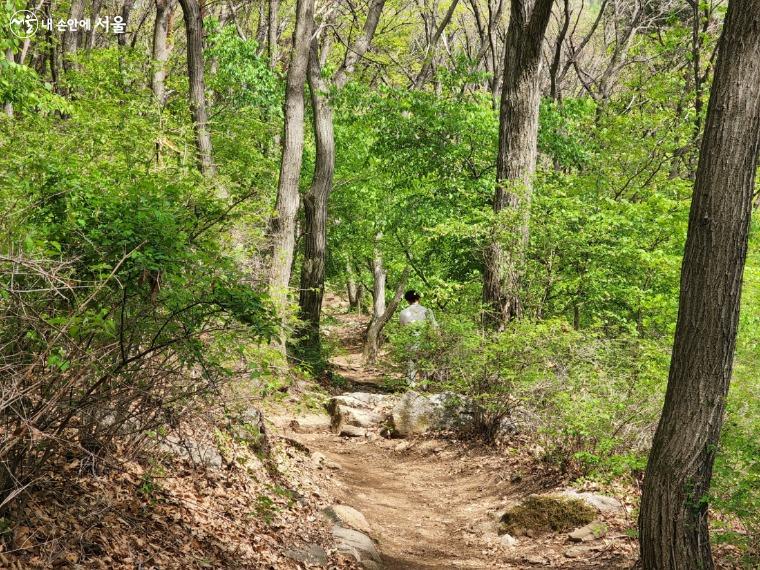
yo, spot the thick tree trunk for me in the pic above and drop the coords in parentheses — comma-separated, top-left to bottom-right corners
(87, 0, 103, 48)
(152, 0, 175, 106)
(294, 0, 386, 365)
(638, 2, 760, 569)
(178, 0, 216, 175)
(482, 0, 554, 328)
(296, 38, 335, 362)
(62, 0, 85, 71)
(117, 0, 136, 47)
(268, 0, 280, 68)
(364, 267, 410, 362)
(267, 0, 314, 331)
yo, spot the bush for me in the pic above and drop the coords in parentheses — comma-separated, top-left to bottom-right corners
(387, 316, 668, 477)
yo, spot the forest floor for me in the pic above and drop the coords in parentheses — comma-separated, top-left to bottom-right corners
(271, 296, 642, 569)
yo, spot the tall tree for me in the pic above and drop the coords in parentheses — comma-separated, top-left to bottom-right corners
(152, 0, 176, 106)
(178, 0, 216, 175)
(638, 2, 760, 568)
(295, 0, 386, 364)
(482, 0, 554, 328)
(267, 0, 314, 333)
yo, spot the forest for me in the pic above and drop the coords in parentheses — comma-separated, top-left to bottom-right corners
(1, 0, 759, 567)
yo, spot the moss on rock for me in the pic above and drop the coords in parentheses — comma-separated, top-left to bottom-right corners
(498, 495, 596, 537)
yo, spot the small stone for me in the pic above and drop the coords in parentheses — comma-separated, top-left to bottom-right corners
(564, 546, 588, 558)
(500, 533, 518, 548)
(560, 490, 624, 513)
(340, 425, 367, 437)
(283, 543, 328, 565)
(568, 521, 607, 542)
(333, 525, 381, 563)
(324, 505, 372, 534)
(311, 452, 326, 467)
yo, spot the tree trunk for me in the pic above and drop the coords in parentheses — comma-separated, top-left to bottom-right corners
(482, 0, 554, 329)
(267, 0, 314, 332)
(117, 0, 136, 47)
(4, 49, 14, 118)
(268, 0, 280, 68)
(296, 38, 335, 363)
(638, 2, 760, 569)
(294, 0, 386, 365)
(347, 259, 363, 311)
(364, 267, 410, 362)
(152, 0, 175, 106)
(87, 0, 103, 48)
(178, 0, 216, 175)
(62, 0, 85, 71)
(333, 0, 386, 89)
(549, 0, 569, 102)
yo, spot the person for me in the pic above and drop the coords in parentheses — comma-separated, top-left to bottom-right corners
(399, 290, 436, 387)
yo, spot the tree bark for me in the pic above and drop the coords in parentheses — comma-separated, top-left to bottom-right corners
(549, 0, 569, 101)
(413, 0, 461, 89)
(152, 0, 175, 106)
(294, 0, 386, 363)
(62, 0, 85, 71)
(364, 267, 410, 362)
(333, 0, 386, 89)
(638, 2, 760, 568)
(268, 0, 280, 68)
(267, 0, 314, 331)
(296, 38, 335, 362)
(178, 0, 216, 175)
(346, 259, 363, 311)
(117, 0, 136, 47)
(87, 0, 103, 48)
(482, 0, 554, 328)
(4, 49, 14, 118)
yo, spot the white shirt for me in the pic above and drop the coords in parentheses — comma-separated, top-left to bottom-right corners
(399, 303, 436, 327)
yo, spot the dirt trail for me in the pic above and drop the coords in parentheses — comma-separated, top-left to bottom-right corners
(274, 297, 636, 569)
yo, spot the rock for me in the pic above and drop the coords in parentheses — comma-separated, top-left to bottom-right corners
(560, 490, 624, 513)
(339, 425, 367, 437)
(325, 460, 342, 470)
(290, 414, 331, 434)
(564, 546, 589, 558)
(311, 452, 326, 467)
(328, 393, 390, 412)
(499, 495, 596, 537)
(500, 533, 518, 548)
(524, 555, 549, 565)
(158, 437, 224, 468)
(229, 408, 269, 453)
(332, 405, 384, 430)
(324, 505, 371, 534)
(332, 525, 381, 564)
(283, 543, 328, 565)
(391, 391, 442, 436)
(568, 521, 607, 542)
(327, 393, 394, 436)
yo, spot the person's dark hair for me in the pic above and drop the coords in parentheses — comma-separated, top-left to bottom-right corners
(404, 290, 421, 303)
